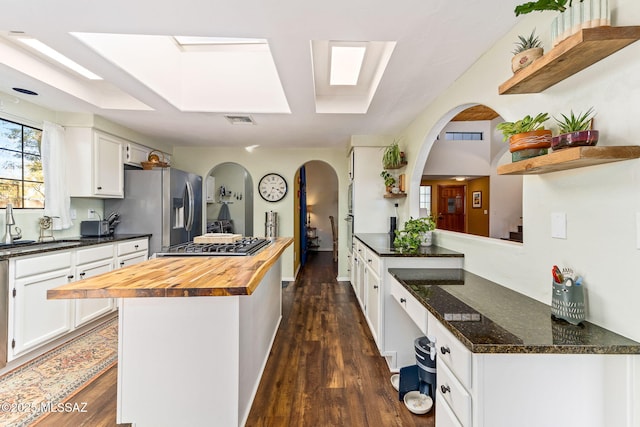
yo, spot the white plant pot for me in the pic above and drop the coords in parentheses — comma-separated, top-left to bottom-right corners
(552, 0, 610, 46)
(421, 231, 433, 247)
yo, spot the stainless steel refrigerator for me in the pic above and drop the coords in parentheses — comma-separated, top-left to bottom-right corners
(105, 168, 202, 255)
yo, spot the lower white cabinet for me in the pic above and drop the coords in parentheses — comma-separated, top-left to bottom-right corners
(7, 238, 148, 363)
(393, 285, 638, 427)
(74, 244, 116, 328)
(116, 239, 149, 268)
(11, 252, 74, 357)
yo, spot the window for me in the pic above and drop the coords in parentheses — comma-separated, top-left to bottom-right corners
(0, 118, 44, 208)
(419, 185, 432, 215)
(445, 131, 483, 141)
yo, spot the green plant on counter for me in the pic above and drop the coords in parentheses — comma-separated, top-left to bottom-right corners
(512, 30, 542, 55)
(496, 112, 549, 141)
(394, 216, 436, 253)
(382, 140, 402, 168)
(380, 170, 396, 188)
(554, 107, 595, 133)
(514, 0, 583, 16)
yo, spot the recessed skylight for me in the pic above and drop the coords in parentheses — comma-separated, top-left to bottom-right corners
(330, 46, 366, 86)
(15, 37, 102, 80)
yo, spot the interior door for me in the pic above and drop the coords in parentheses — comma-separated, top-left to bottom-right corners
(437, 185, 466, 232)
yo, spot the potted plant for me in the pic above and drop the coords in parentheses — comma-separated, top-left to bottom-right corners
(382, 140, 403, 168)
(496, 112, 552, 161)
(511, 30, 543, 73)
(380, 170, 396, 193)
(394, 216, 437, 253)
(552, 107, 598, 150)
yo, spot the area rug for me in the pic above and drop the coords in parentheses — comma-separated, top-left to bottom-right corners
(0, 316, 118, 427)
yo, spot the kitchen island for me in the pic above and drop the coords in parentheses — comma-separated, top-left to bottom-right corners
(48, 237, 292, 427)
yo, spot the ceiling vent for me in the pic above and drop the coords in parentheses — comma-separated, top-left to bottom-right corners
(224, 114, 255, 125)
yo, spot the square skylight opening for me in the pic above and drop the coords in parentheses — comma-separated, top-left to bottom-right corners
(15, 37, 102, 80)
(329, 46, 366, 86)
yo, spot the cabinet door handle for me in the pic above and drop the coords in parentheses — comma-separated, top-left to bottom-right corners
(134, 244, 139, 249)
(400, 298, 406, 303)
(67, 275, 74, 280)
(440, 346, 451, 355)
(97, 186, 102, 190)
(440, 385, 451, 394)
(79, 272, 86, 277)
(367, 259, 372, 263)
(373, 285, 378, 290)
(120, 261, 125, 266)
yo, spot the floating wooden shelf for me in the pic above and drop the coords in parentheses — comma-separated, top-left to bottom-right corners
(497, 146, 640, 175)
(499, 26, 640, 95)
(384, 193, 407, 199)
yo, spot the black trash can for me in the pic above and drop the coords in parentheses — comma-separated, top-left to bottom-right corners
(414, 336, 437, 400)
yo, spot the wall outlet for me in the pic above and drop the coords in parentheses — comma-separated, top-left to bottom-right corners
(87, 209, 96, 219)
(70, 209, 77, 220)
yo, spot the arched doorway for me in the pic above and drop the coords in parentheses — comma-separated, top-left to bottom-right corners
(205, 162, 254, 236)
(294, 160, 339, 272)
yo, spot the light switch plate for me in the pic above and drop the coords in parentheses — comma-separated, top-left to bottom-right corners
(551, 212, 567, 239)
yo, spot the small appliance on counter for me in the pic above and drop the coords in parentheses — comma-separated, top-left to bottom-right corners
(80, 220, 111, 237)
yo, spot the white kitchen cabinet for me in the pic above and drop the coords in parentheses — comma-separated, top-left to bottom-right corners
(10, 252, 73, 359)
(74, 244, 115, 328)
(124, 142, 150, 167)
(390, 287, 639, 427)
(116, 238, 149, 267)
(66, 127, 124, 198)
(363, 248, 382, 345)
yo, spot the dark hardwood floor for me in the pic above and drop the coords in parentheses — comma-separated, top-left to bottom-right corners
(37, 251, 432, 426)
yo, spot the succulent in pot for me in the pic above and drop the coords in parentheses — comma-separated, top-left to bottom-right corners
(394, 216, 436, 253)
(552, 107, 598, 150)
(496, 113, 552, 161)
(511, 30, 543, 73)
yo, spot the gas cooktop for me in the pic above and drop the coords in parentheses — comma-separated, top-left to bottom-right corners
(156, 237, 270, 257)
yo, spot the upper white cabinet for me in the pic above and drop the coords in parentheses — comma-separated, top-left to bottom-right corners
(66, 127, 124, 198)
(351, 146, 389, 234)
(124, 142, 150, 167)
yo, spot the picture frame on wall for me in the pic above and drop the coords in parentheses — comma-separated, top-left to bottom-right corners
(472, 191, 482, 208)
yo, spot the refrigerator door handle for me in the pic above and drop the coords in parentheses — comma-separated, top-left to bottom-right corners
(185, 181, 195, 232)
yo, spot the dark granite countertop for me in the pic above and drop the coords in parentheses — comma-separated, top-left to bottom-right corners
(0, 234, 150, 260)
(355, 233, 464, 258)
(389, 268, 640, 355)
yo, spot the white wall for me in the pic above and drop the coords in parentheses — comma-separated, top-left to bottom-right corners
(397, 1, 640, 347)
(424, 120, 492, 176)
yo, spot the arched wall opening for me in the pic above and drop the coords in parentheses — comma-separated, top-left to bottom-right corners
(410, 104, 524, 242)
(205, 162, 254, 236)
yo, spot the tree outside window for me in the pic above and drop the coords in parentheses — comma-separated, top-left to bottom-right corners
(0, 118, 44, 208)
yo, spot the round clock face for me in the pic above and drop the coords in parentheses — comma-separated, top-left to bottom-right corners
(258, 173, 288, 202)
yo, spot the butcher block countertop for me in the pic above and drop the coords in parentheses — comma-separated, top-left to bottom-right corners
(47, 237, 292, 299)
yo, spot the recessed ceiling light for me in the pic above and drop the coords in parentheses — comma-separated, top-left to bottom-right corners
(15, 37, 102, 80)
(245, 145, 259, 152)
(12, 87, 38, 96)
(454, 177, 466, 181)
(330, 45, 366, 86)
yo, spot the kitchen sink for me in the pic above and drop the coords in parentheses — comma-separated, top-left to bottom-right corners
(0, 240, 81, 255)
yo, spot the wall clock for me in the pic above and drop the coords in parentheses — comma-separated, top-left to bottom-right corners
(258, 173, 288, 202)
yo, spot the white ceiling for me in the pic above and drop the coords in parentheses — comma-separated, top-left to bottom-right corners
(0, 0, 521, 149)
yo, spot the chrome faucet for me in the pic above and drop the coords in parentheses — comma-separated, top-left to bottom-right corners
(3, 204, 22, 244)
